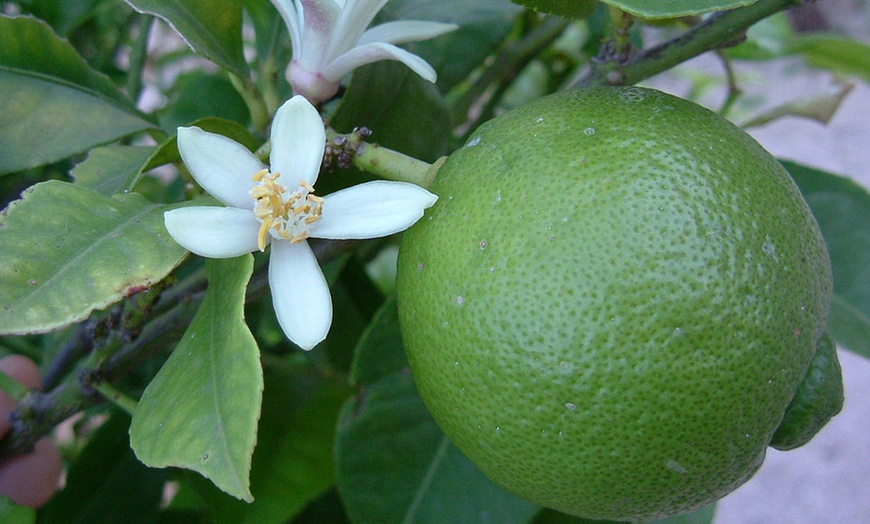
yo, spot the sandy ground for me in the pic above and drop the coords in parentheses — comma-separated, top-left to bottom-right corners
(646, 2, 870, 521)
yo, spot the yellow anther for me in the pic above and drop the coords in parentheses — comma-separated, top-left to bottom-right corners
(250, 171, 323, 249)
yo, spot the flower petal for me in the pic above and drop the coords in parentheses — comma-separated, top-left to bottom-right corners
(269, 240, 332, 350)
(323, 42, 438, 83)
(269, 95, 326, 187)
(329, 0, 390, 59)
(177, 126, 264, 209)
(359, 20, 458, 46)
(164, 207, 261, 258)
(296, 0, 343, 71)
(312, 180, 437, 240)
(269, 0, 303, 54)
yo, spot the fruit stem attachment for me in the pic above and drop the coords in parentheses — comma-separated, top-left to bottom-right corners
(573, 0, 805, 88)
(325, 127, 441, 189)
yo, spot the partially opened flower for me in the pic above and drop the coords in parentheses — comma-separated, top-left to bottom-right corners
(270, 0, 457, 103)
(164, 96, 438, 350)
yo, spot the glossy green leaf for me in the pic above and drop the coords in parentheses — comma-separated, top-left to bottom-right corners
(130, 256, 263, 502)
(511, 0, 599, 20)
(785, 161, 870, 358)
(72, 146, 159, 196)
(336, 297, 538, 524)
(0, 73, 154, 175)
(182, 356, 352, 523)
(379, 0, 523, 91)
(0, 14, 142, 111)
(331, 61, 450, 163)
(599, 0, 757, 19)
(0, 16, 152, 173)
(125, 0, 248, 76)
(39, 411, 167, 523)
(0, 181, 189, 335)
(0, 498, 34, 524)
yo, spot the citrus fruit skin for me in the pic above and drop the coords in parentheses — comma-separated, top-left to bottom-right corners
(396, 87, 835, 521)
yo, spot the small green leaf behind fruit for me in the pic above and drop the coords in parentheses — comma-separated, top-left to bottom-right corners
(770, 332, 844, 451)
(335, 296, 539, 524)
(786, 160, 870, 359)
(130, 256, 263, 502)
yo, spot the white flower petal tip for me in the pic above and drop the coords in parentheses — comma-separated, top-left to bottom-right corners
(176, 127, 265, 209)
(270, 95, 327, 185)
(269, 240, 332, 350)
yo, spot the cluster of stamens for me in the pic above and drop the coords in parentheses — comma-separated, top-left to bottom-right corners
(251, 169, 324, 251)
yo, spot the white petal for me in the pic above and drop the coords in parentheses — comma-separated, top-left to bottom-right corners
(312, 180, 437, 240)
(177, 126, 264, 209)
(359, 20, 458, 46)
(269, 240, 332, 350)
(297, 0, 343, 71)
(323, 42, 438, 84)
(328, 0, 391, 57)
(164, 207, 261, 258)
(269, 0, 302, 53)
(269, 96, 326, 187)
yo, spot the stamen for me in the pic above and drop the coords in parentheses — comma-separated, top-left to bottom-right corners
(250, 171, 323, 250)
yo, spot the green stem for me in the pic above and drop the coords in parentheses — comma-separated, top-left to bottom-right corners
(126, 14, 152, 103)
(92, 382, 138, 416)
(230, 73, 271, 133)
(573, 0, 805, 87)
(325, 129, 439, 189)
(451, 16, 571, 131)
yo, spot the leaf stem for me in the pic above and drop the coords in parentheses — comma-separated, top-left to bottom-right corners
(573, 0, 806, 87)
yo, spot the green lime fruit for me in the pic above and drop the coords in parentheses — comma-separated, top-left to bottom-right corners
(396, 86, 839, 521)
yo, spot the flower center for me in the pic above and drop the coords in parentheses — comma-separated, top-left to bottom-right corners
(251, 169, 324, 251)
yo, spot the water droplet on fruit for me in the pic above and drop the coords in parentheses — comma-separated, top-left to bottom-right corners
(417, 262, 426, 270)
(468, 136, 482, 147)
(536, 117, 545, 123)
(584, 127, 596, 136)
(455, 295, 466, 306)
(480, 240, 488, 250)
(566, 402, 577, 410)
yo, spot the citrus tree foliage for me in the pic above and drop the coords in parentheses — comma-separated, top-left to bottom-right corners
(0, 0, 869, 523)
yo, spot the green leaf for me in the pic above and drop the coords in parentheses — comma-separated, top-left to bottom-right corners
(336, 297, 538, 524)
(330, 61, 451, 163)
(789, 35, 870, 83)
(39, 411, 168, 523)
(379, 0, 523, 91)
(0, 14, 142, 112)
(649, 503, 716, 523)
(785, 161, 870, 358)
(0, 15, 153, 174)
(125, 0, 248, 76)
(0, 72, 155, 175)
(598, 0, 757, 19)
(130, 256, 263, 502)
(0, 497, 35, 524)
(181, 356, 352, 523)
(157, 71, 250, 133)
(72, 146, 159, 196)
(510, 0, 598, 20)
(0, 181, 189, 335)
